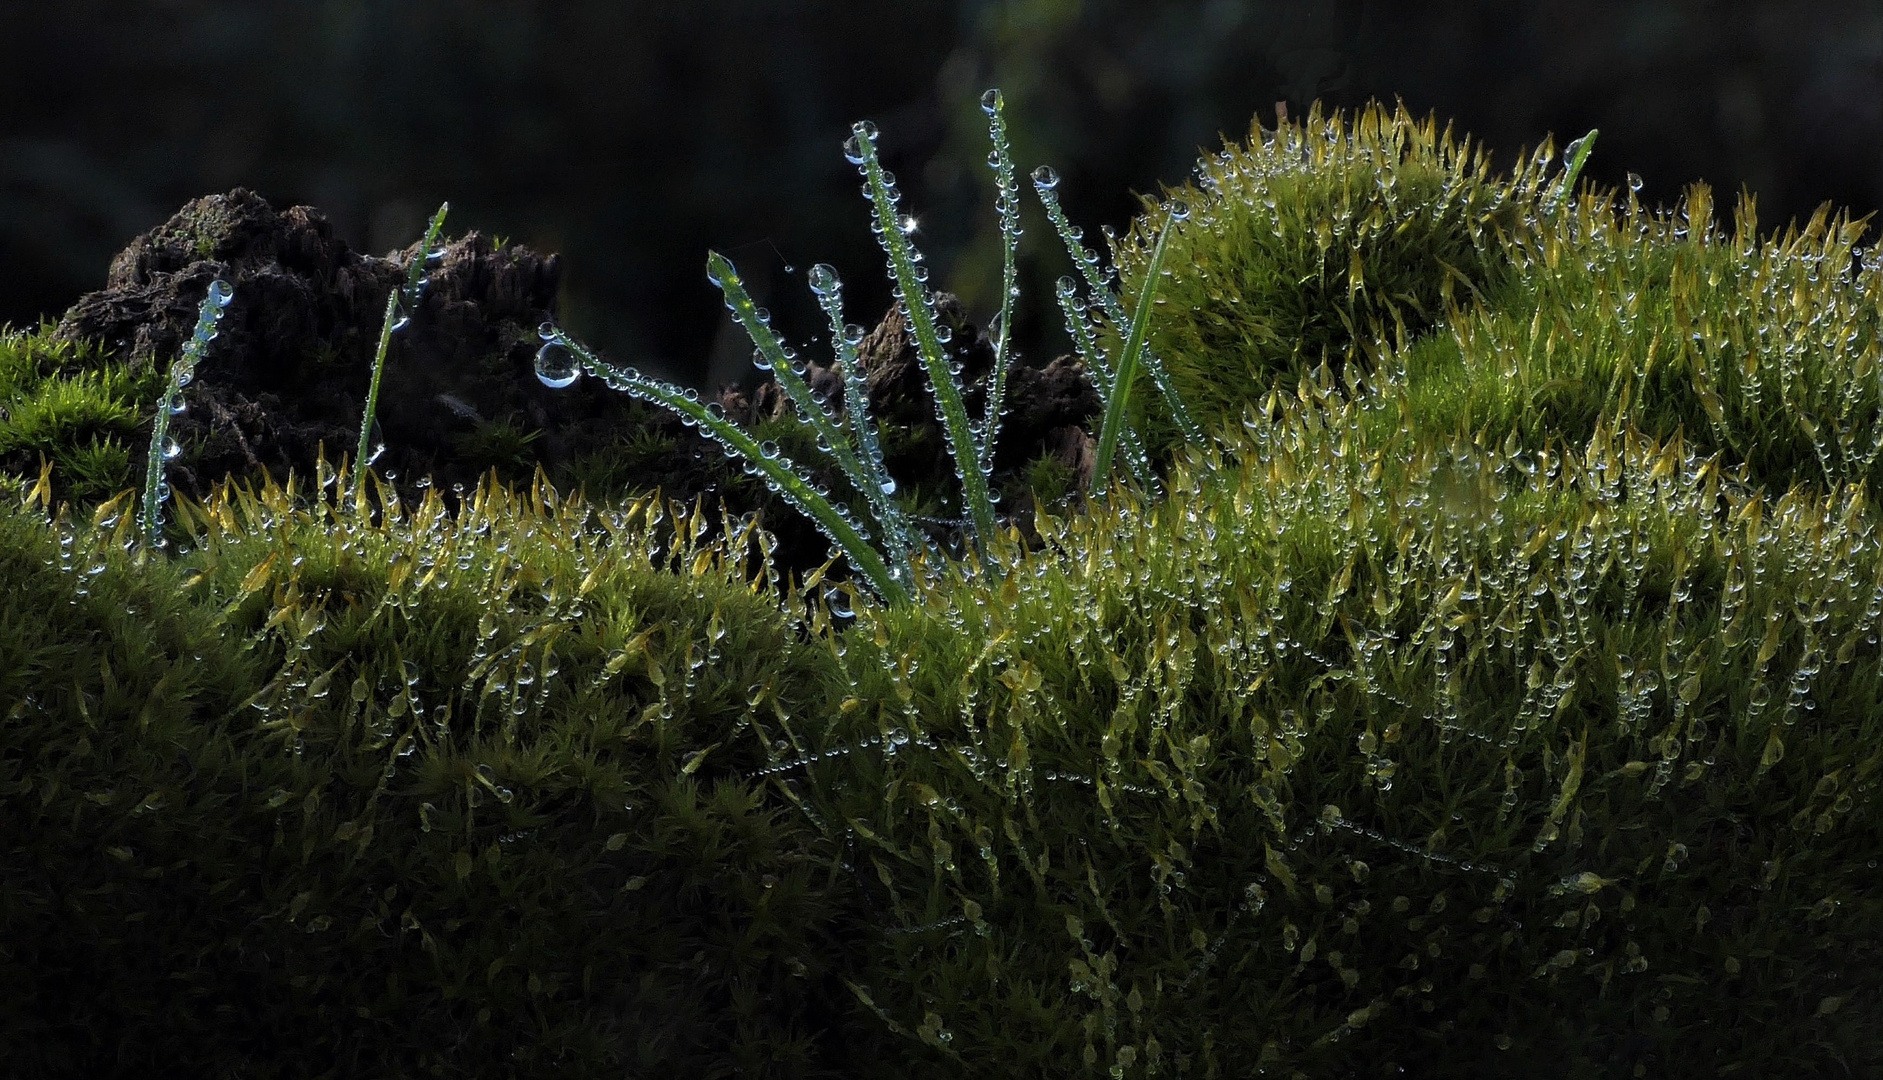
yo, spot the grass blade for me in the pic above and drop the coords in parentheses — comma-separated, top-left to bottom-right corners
(1089, 202, 1183, 499)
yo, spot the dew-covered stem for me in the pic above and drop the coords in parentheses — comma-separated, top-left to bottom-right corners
(141, 279, 233, 548)
(1054, 275, 1156, 491)
(352, 202, 448, 501)
(539, 328, 910, 606)
(977, 88, 1022, 481)
(351, 288, 399, 505)
(849, 121, 1002, 563)
(805, 260, 920, 589)
(1033, 168, 1203, 451)
(707, 251, 903, 555)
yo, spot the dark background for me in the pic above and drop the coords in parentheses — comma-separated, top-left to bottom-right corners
(4, 1, 1881, 390)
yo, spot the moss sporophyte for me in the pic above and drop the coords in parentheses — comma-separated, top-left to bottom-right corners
(534, 88, 1195, 607)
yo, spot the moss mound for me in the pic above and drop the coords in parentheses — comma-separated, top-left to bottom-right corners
(1105, 100, 1559, 466)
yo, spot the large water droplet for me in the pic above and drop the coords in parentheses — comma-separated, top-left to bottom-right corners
(842, 323, 865, 346)
(162, 437, 182, 461)
(538, 321, 559, 341)
(1031, 165, 1060, 191)
(1167, 199, 1190, 221)
(808, 263, 840, 296)
(1628, 172, 1645, 194)
(980, 88, 1003, 116)
(752, 347, 772, 372)
(843, 134, 867, 164)
(206, 279, 234, 308)
(855, 120, 879, 142)
(534, 342, 579, 388)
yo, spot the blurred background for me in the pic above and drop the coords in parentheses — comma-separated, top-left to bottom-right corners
(4, 0, 1881, 391)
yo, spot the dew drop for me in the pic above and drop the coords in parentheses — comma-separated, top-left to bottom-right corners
(534, 342, 580, 389)
(162, 437, 182, 461)
(1628, 172, 1645, 194)
(206, 279, 234, 308)
(808, 263, 840, 296)
(538, 321, 559, 341)
(897, 214, 919, 236)
(1167, 199, 1190, 221)
(842, 323, 865, 346)
(1031, 165, 1060, 191)
(843, 135, 867, 164)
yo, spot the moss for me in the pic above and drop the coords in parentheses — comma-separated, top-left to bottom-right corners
(1106, 101, 1555, 467)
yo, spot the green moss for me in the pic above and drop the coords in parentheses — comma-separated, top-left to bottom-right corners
(6, 101, 1883, 1079)
(1106, 101, 1556, 466)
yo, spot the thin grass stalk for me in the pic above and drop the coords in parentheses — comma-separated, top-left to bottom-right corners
(1031, 173, 1203, 450)
(1031, 170, 1158, 491)
(848, 122, 1002, 561)
(540, 327, 909, 606)
(807, 262, 920, 589)
(141, 280, 232, 548)
(1089, 204, 1184, 499)
(352, 202, 448, 500)
(977, 88, 1022, 481)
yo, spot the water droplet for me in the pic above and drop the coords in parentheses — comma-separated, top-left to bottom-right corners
(538, 321, 559, 341)
(534, 342, 580, 389)
(842, 323, 865, 346)
(174, 369, 194, 388)
(1031, 165, 1060, 191)
(843, 134, 867, 164)
(162, 437, 182, 461)
(808, 263, 840, 296)
(980, 88, 1003, 116)
(759, 440, 781, 460)
(206, 279, 234, 308)
(856, 120, 878, 142)
(389, 305, 411, 333)
(752, 348, 772, 372)
(880, 477, 897, 495)
(168, 399, 187, 416)
(1628, 172, 1645, 194)
(897, 214, 918, 236)
(1167, 199, 1190, 221)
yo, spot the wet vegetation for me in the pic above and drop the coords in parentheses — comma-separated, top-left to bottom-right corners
(0, 100, 1878, 1078)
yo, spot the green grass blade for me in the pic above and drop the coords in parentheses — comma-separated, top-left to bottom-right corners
(850, 123, 1001, 560)
(707, 251, 906, 560)
(547, 328, 909, 605)
(353, 202, 448, 502)
(1054, 275, 1156, 493)
(806, 262, 919, 590)
(977, 88, 1022, 480)
(141, 281, 231, 548)
(1089, 203, 1182, 500)
(351, 289, 399, 502)
(1034, 170, 1203, 449)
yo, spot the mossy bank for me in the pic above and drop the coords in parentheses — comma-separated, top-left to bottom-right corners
(1, 102, 1878, 1078)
